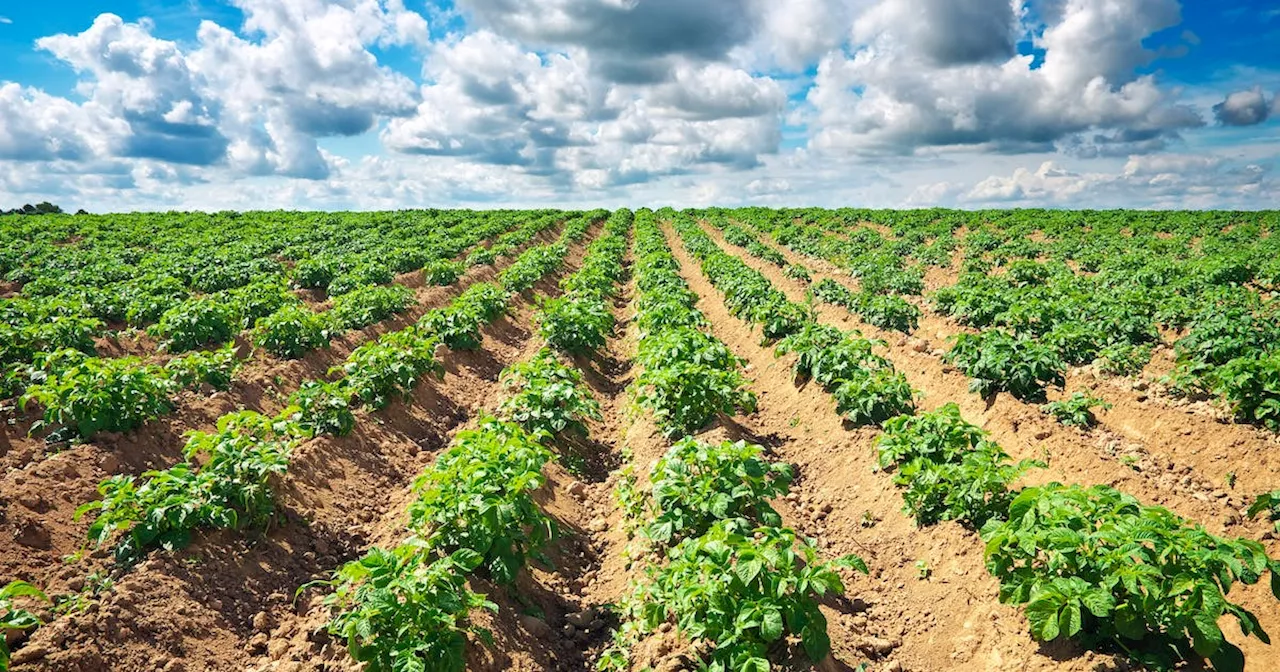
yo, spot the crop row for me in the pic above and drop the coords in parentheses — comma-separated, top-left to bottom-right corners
(598, 210, 865, 672)
(725, 207, 1280, 433)
(707, 214, 921, 334)
(8, 214, 579, 447)
(675, 211, 1280, 672)
(672, 212, 916, 428)
(0, 210, 583, 401)
(317, 210, 634, 670)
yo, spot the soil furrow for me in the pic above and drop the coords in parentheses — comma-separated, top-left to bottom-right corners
(0, 227, 570, 597)
(10, 235, 590, 672)
(697, 220, 1280, 671)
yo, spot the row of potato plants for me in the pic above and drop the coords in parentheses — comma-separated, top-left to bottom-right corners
(9, 214, 571, 444)
(670, 211, 917, 428)
(673, 210, 1280, 672)
(877, 406, 1280, 672)
(769, 207, 1277, 429)
(0, 219, 602, 668)
(599, 210, 866, 672)
(706, 212, 922, 335)
(0, 210, 555, 399)
(58, 217, 595, 575)
(319, 211, 635, 670)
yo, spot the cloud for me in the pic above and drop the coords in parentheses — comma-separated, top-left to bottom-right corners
(1212, 86, 1274, 126)
(457, 0, 759, 83)
(383, 30, 784, 187)
(12, 2, 430, 179)
(955, 153, 1271, 208)
(807, 0, 1202, 156)
(36, 14, 229, 165)
(0, 16, 12, 25)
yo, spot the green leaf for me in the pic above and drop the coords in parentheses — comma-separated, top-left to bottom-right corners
(760, 608, 784, 642)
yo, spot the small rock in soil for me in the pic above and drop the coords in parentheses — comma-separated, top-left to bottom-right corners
(1033, 429, 1052, 440)
(10, 644, 50, 665)
(518, 615, 551, 638)
(567, 481, 587, 499)
(588, 517, 609, 533)
(566, 609, 596, 628)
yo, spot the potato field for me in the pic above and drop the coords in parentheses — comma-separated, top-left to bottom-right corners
(1, 207, 1279, 672)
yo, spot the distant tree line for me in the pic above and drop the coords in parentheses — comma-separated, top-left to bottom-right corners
(1, 202, 86, 215)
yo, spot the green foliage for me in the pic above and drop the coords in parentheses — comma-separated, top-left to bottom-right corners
(164, 343, 240, 391)
(626, 522, 866, 671)
(878, 404, 1038, 528)
(219, 279, 298, 330)
(422, 260, 465, 286)
(328, 263, 394, 296)
(1209, 353, 1280, 431)
(982, 484, 1279, 670)
(76, 411, 294, 563)
(832, 367, 916, 427)
(499, 244, 566, 293)
(253, 305, 330, 359)
(21, 349, 174, 439)
(338, 329, 442, 410)
(327, 283, 414, 331)
(783, 264, 811, 283)
(645, 438, 792, 545)
(149, 297, 237, 353)
(857, 292, 920, 334)
(497, 348, 601, 438)
(287, 380, 356, 437)
(1247, 491, 1280, 532)
(1094, 342, 1153, 377)
(1042, 391, 1112, 427)
(633, 327, 757, 437)
(322, 546, 496, 672)
(946, 330, 1066, 401)
(418, 283, 509, 350)
(538, 295, 614, 353)
(775, 322, 914, 426)
(407, 417, 555, 584)
(1, 581, 48, 671)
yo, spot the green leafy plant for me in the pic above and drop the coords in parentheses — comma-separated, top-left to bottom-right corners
(287, 380, 356, 437)
(1209, 353, 1280, 431)
(327, 284, 414, 331)
(832, 367, 916, 427)
(879, 404, 1038, 528)
(946, 330, 1066, 401)
(1, 581, 48, 671)
(538, 295, 614, 354)
(164, 343, 240, 391)
(634, 363, 757, 436)
(148, 297, 237, 353)
(498, 348, 601, 438)
(21, 349, 174, 439)
(1042, 391, 1112, 427)
(422, 260, 465, 286)
(338, 329, 442, 410)
(645, 438, 792, 544)
(253, 305, 330, 359)
(418, 283, 509, 350)
(407, 417, 555, 583)
(1247, 491, 1280, 532)
(76, 411, 294, 563)
(783, 264, 811, 283)
(623, 522, 866, 671)
(322, 545, 496, 672)
(982, 484, 1280, 671)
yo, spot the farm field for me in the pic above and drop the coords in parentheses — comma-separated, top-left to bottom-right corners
(1, 207, 1278, 672)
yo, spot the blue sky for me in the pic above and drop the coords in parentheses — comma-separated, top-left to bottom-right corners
(0, 0, 1277, 211)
